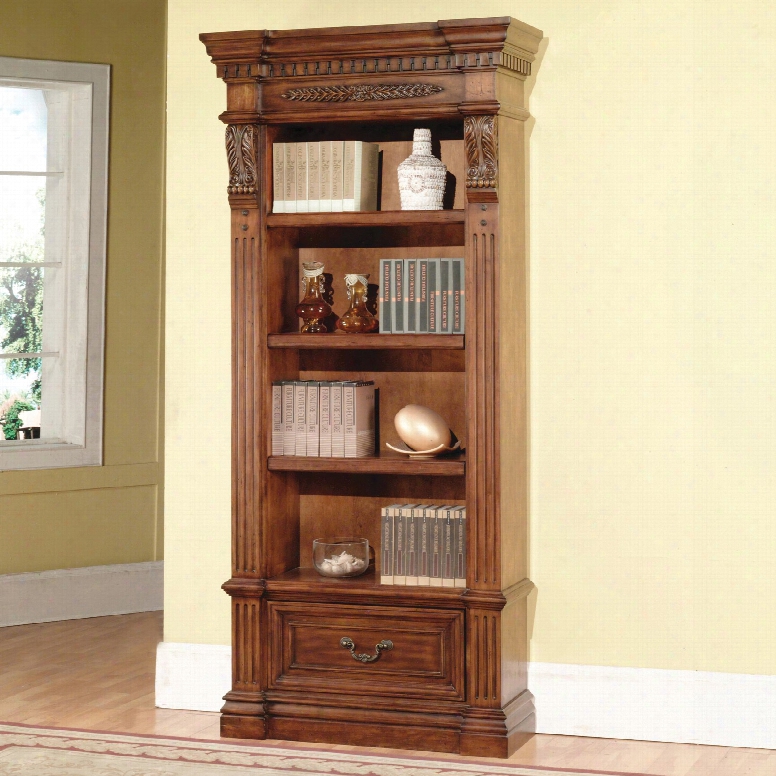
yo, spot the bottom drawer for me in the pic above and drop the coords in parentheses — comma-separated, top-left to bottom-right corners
(268, 601, 465, 701)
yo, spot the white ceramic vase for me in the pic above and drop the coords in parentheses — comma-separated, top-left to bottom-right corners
(397, 128, 447, 210)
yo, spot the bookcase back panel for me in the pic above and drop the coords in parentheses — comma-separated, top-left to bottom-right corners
(298, 350, 464, 373)
(288, 224, 465, 249)
(297, 246, 464, 328)
(297, 479, 466, 570)
(296, 369, 465, 453)
(272, 122, 464, 211)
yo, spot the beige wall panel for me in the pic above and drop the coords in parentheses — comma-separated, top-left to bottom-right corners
(166, 0, 776, 674)
(0, 486, 158, 575)
(0, 0, 166, 571)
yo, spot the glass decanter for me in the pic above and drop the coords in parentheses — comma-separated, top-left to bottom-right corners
(336, 273, 378, 333)
(296, 261, 332, 333)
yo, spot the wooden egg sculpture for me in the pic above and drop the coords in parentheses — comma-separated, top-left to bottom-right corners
(388, 404, 459, 458)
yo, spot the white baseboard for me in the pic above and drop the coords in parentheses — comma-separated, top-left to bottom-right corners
(529, 661, 776, 750)
(0, 561, 163, 627)
(155, 641, 231, 713)
(153, 647, 776, 749)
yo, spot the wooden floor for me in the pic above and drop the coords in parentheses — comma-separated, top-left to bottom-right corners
(0, 612, 773, 775)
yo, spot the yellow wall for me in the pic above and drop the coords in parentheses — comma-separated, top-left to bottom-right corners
(0, 0, 166, 574)
(165, 0, 776, 676)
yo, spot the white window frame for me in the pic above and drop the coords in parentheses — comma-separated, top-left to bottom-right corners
(0, 57, 109, 470)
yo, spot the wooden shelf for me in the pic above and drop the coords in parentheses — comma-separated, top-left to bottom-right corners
(268, 333, 464, 350)
(260, 566, 467, 609)
(267, 452, 465, 476)
(267, 209, 464, 229)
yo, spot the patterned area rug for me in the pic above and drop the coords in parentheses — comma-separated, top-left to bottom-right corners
(0, 723, 654, 776)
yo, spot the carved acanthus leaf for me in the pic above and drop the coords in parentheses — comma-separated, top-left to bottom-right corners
(225, 124, 258, 195)
(280, 83, 443, 102)
(464, 115, 498, 189)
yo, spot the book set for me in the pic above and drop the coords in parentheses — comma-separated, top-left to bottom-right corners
(272, 141, 379, 213)
(272, 380, 375, 458)
(380, 504, 466, 587)
(379, 258, 465, 334)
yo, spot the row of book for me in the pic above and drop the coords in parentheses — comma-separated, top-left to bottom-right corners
(380, 504, 466, 587)
(271, 380, 375, 458)
(272, 141, 379, 213)
(379, 258, 465, 334)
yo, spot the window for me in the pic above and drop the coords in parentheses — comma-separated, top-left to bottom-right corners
(0, 58, 108, 470)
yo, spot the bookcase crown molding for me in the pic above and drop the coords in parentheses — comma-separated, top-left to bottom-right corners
(200, 16, 542, 91)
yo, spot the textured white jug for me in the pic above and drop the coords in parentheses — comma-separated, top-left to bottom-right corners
(397, 128, 447, 210)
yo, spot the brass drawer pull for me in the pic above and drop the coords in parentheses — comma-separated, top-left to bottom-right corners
(340, 636, 393, 663)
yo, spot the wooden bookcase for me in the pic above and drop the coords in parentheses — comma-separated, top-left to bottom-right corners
(200, 16, 542, 758)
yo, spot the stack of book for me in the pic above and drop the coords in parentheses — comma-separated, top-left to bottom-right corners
(378, 259, 465, 334)
(272, 141, 379, 213)
(380, 504, 466, 587)
(272, 380, 375, 458)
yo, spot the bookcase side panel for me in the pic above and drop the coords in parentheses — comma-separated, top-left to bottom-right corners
(464, 186, 502, 592)
(495, 110, 529, 591)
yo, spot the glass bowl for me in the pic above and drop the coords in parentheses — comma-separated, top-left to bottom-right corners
(313, 537, 370, 578)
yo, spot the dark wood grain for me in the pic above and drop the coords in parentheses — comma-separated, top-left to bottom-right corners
(203, 15, 542, 758)
(268, 333, 464, 350)
(268, 600, 464, 700)
(268, 453, 465, 476)
(267, 209, 464, 228)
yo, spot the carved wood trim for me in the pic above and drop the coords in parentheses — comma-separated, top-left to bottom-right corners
(280, 83, 443, 102)
(226, 124, 258, 194)
(233, 599, 261, 689)
(468, 609, 501, 707)
(466, 210, 500, 588)
(233, 233, 260, 576)
(465, 116, 498, 189)
(218, 52, 531, 80)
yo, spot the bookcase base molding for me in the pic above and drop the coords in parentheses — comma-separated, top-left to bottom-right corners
(221, 693, 534, 757)
(201, 16, 542, 759)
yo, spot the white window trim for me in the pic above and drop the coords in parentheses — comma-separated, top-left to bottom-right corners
(0, 57, 109, 470)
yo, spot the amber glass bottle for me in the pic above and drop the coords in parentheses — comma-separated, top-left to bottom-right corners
(296, 262, 332, 333)
(336, 274, 378, 333)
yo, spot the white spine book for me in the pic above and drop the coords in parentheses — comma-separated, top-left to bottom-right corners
(306, 381, 320, 457)
(343, 381, 375, 458)
(307, 142, 320, 212)
(342, 140, 356, 211)
(295, 142, 309, 212)
(282, 381, 295, 456)
(330, 141, 344, 212)
(318, 381, 332, 457)
(283, 143, 297, 214)
(271, 381, 283, 456)
(272, 143, 285, 213)
(319, 141, 332, 212)
(330, 382, 344, 457)
(293, 381, 307, 456)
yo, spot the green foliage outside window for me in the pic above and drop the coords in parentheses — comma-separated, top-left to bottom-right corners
(1, 398, 34, 440)
(1, 187, 45, 387)
(0, 263, 43, 376)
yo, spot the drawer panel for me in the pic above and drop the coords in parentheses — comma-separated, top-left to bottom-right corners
(268, 601, 465, 700)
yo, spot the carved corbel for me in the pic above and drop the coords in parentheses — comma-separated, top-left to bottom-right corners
(225, 124, 258, 195)
(464, 115, 498, 189)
